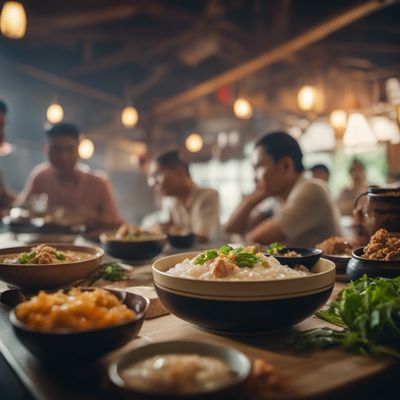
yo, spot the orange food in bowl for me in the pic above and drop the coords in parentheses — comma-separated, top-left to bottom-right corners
(15, 288, 136, 331)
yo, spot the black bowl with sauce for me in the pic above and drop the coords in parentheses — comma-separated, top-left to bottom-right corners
(9, 288, 149, 363)
(266, 247, 322, 269)
(108, 340, 251, 400)
(346, 247, 400, 281)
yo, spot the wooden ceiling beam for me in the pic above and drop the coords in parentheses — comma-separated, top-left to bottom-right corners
(153, 0, 397, 115)
(4, 60, 124, 106)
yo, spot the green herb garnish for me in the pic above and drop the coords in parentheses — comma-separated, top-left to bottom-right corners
(265, 242, 285, 255)
(194, 249, 218, 265)
(235, 252, 259, 268)
(17, 251, 36, 264)
(289, 275, 400, 360)
(218, 244, 234, 255)
(99, 263, 126, 281)
(55, 251, 66, 260)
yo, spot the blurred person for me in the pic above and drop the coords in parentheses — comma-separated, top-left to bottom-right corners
(224, 132, 342, 247)
(147, 150, 220, 242)
(336, 158, 367, 216)
(309, 163, 330, 183)
(0, 100, 15, 215)
(17, 123, 124, 229)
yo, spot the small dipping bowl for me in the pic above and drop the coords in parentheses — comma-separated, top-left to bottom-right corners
(266, 247, 322, 269)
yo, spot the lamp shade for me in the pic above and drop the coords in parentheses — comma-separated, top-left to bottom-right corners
(0, 1, 27, 39)
(370, 116, 400, 144)
(343, 113, 377, 147)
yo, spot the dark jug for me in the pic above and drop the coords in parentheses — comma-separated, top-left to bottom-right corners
(354, 187, 400, 236)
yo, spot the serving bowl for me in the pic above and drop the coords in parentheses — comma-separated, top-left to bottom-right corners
(152, 252, 335, 334)
(0, 244, 104, 289)
(100, 233, 167, 261)
(10, 288, 149, 362)
(108, 340, 251, 400)
(346, 247, 400, 281)
(167, 232, 195, 249)
(322, 254, 351, 273)
(267, 247, 322, 269)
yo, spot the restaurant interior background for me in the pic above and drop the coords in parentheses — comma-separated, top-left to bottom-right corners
(0, 0, 399, 224)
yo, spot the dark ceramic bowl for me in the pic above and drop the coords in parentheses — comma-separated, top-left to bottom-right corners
(167, 233, 195, 249)
(0, 244, 104, 289)
(152, 252, 335, 334)
(266, 247, 322, 269)
(10, 288, 149, 363)
(108, 340, 251, 400)
(322, 254, 351, 273)
(100, 233, 167, 261)
(346, 247, 400, 281)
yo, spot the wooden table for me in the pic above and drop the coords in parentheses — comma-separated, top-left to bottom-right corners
(0, 233, 398, 400)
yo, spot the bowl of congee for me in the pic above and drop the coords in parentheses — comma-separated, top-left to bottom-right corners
(152, 245, 335, 334)
(0, 243, 104, 289)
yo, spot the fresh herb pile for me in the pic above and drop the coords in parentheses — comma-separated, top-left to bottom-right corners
(194, 244, 267, 268)
(98, 263, 127, 281)
(290, 275, 400, 360)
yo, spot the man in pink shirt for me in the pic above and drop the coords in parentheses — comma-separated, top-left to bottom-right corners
(18, 123, 124, 229)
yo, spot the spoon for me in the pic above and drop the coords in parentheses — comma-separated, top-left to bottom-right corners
(0, 288, 27, 307)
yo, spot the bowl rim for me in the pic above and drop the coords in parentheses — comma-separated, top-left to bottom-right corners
(100, 232, 167, 243)
(152, 251, 336, 300)
(9, 288, 150, 335)
(0, 243, 104, 267)
(351, 247, 400, 264)
(108, 339, 251, 396)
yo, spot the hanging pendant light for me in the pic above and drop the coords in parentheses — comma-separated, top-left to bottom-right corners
(46, 103, 64, 124)
(78, 138, 95, 160)
(0, 1, 27, 39)
(233, 98, 253, 119)
(121, 106, 139, 128)
(329, 109, 347, 130)
(185, 133, 203, 152)
(370, 116, 400, 143)
(297, 85, 317, 111)
(343, 113, 377, 147)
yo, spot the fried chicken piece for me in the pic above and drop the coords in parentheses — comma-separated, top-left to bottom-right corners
(210, 257, 238, 278)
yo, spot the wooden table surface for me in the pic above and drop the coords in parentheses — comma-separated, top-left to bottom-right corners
(0, 232, 398, 400)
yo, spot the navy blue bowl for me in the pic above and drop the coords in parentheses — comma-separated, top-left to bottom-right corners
(266, 247, 322, 269)
(347, 247, 400, 281)
(152, 252, 335, 335)
(100, 233, 167, 261)
(10, 288, 149, 363)
(167, 233, 195, 249)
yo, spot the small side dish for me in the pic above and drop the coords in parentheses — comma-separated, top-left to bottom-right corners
(15, 288, 136, 331)
(315, 237, 353, 256)
(265, 242, 300, 257)
(115, 224, 161, 241)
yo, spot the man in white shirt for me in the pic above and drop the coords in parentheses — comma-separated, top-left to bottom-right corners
(225, 132, 342, 247)
(147, 150, 220, 242)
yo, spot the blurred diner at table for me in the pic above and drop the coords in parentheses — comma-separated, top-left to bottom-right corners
(16, 123, 124, 230)
(146, 150, 220, 243)
(225, 132, 342, 247)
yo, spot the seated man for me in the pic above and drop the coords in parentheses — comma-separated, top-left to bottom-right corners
(224, 132, 342, 247)
(309, 163, 330, 183)
(147, 150, 220, 242)
(18, 123, 124, 229)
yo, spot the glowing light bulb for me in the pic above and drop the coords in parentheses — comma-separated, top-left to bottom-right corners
(121, 106, 139, 128)
(297, 85, 317, 111)
(78, 138, 94, 159)
(329, 109, 347, 130)
(46, 103, 64, 123)
(0, 2, 27, 39)
(185, 133, 203, 152)
(233, 98, 253, 119)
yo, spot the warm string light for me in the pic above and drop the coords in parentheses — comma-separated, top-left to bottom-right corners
(46, 103, 64, 123)
(297, 85, 317, 111)
(233, 98, 253, 119)
(0, 1, 27, 39)
(121, 106, 139, 128)
(185, 133, 203, 152)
